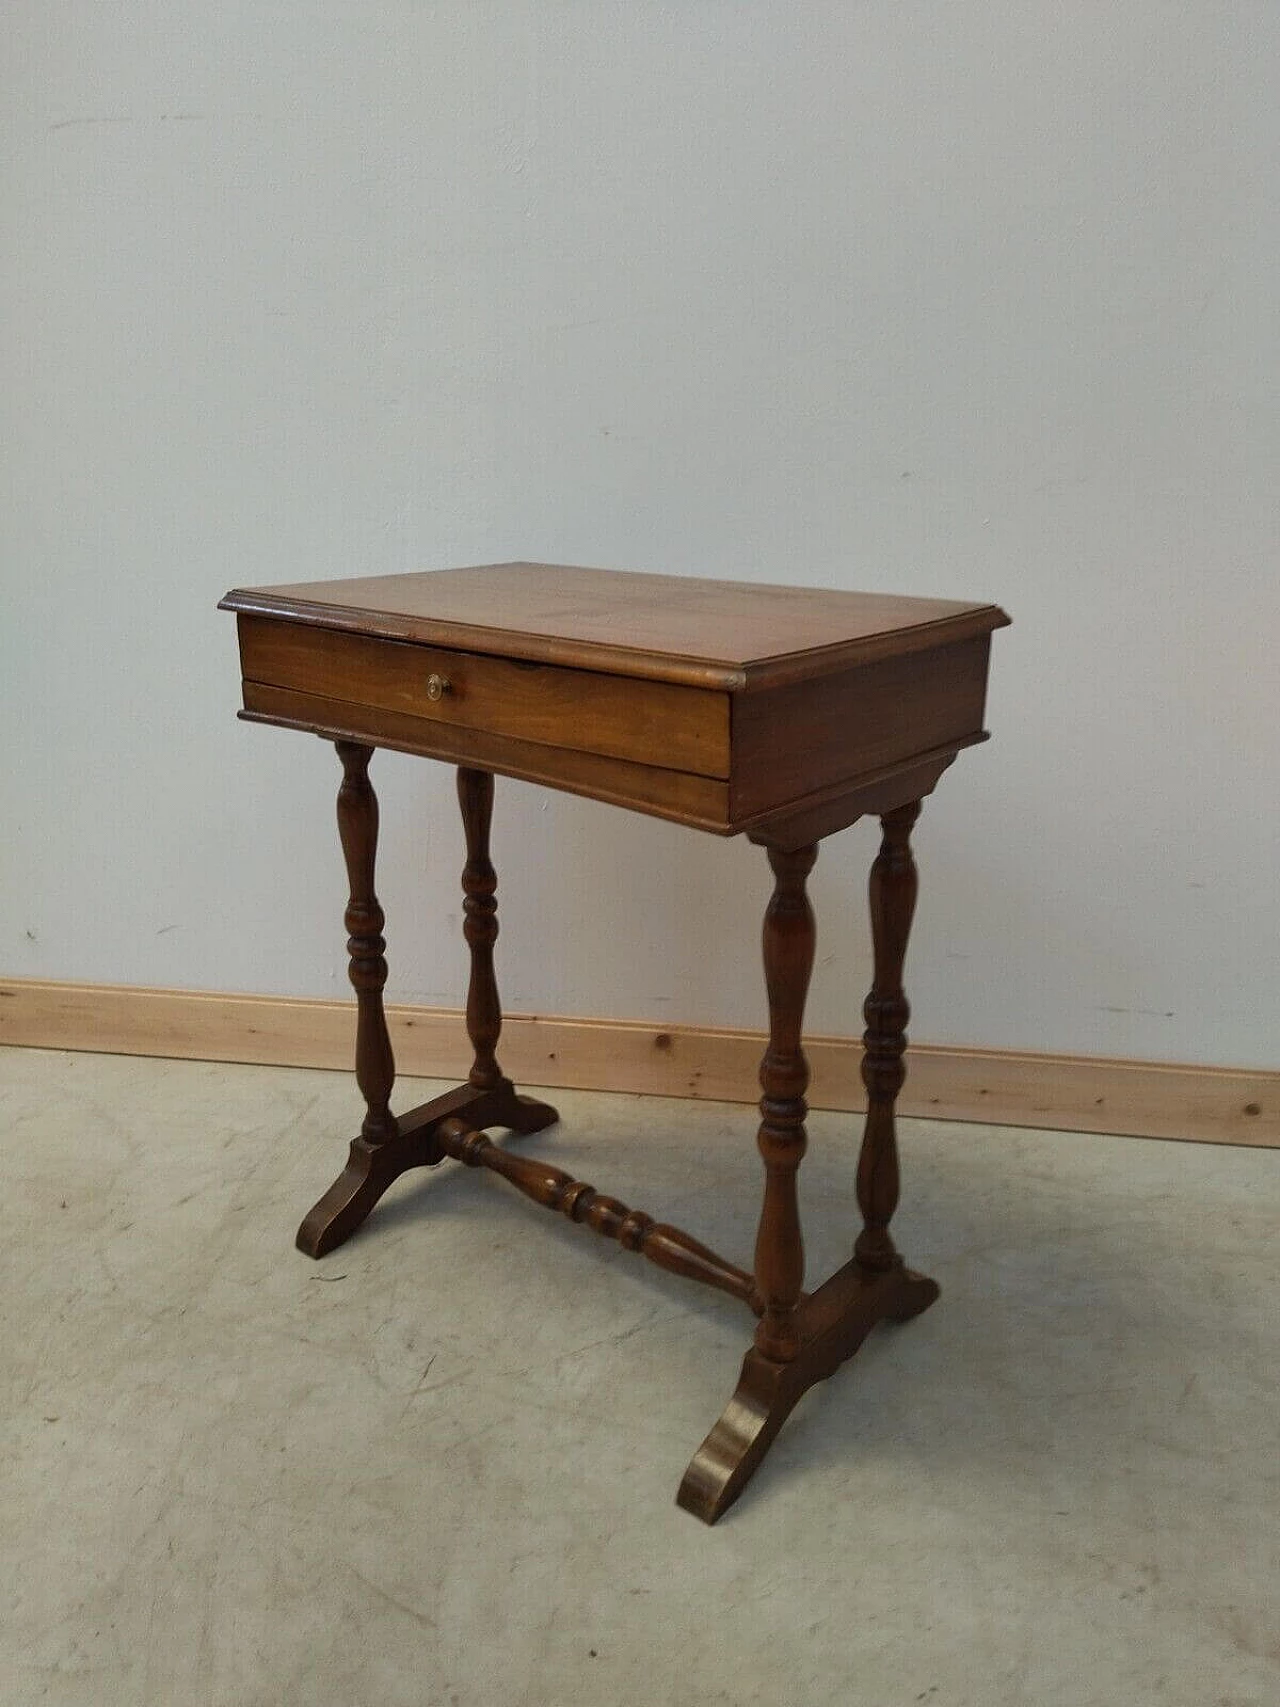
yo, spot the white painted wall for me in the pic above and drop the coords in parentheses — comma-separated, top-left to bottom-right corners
(4, 4, 1278, 1068)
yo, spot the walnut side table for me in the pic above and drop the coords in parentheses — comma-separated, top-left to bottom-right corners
(220, 563, 1009, 1522)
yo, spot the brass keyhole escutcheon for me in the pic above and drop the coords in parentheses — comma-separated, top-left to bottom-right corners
(426, 672, 451, 702)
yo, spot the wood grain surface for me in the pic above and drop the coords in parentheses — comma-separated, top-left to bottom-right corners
(239, 681, 733, 830)
(238, 614, 731, 777)
(6, 980, 1273, 1149)
(221, 562, 1009, 690)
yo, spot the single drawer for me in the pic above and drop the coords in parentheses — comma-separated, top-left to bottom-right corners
(236, 616, 732, 779)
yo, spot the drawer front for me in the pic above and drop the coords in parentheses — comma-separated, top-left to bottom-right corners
(240, 681, 732, 833)
(238, 617, 731, 779)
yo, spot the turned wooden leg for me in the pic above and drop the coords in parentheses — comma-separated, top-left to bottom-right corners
(457, 768, 558, 1126)
(337, 741, 398, 1144)
(856, 801, 925, 1277)
(753, 843, 818, 1362)
(296, 743, 401, 1255)
(853, 803, 938, 1324)
(677, 843, 821, 1523)
(457, 767, 505, 1092)
(296, 751, 558, 1259)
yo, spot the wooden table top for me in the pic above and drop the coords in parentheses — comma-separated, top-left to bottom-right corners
(221, 562, 1009, 691)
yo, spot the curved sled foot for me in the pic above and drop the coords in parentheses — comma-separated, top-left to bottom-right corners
(676, 1257, 939, 1524)
(296, 1079, 559, 1258)
(676, 1347, 808, 1525)
(881, 1265, 941, 1323)
(501, 1092, 560, 1137)
(297, 1134, 421, 1259)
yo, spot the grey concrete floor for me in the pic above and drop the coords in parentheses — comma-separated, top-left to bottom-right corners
(2, 1046, 1277, 1706)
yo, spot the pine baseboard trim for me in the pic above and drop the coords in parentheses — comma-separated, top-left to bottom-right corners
(0, 977, 1274, 1148)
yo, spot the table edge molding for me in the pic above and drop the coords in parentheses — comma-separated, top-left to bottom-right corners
(219, 588, 1010, 692)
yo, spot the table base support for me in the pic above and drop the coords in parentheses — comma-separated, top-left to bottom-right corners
(296, 1079, 558, 1258)
(677, 1257, 939, 1524)
(435, 1116, 760, 1312)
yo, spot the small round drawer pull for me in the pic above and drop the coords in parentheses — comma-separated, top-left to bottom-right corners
(425, 672, 452, 702)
